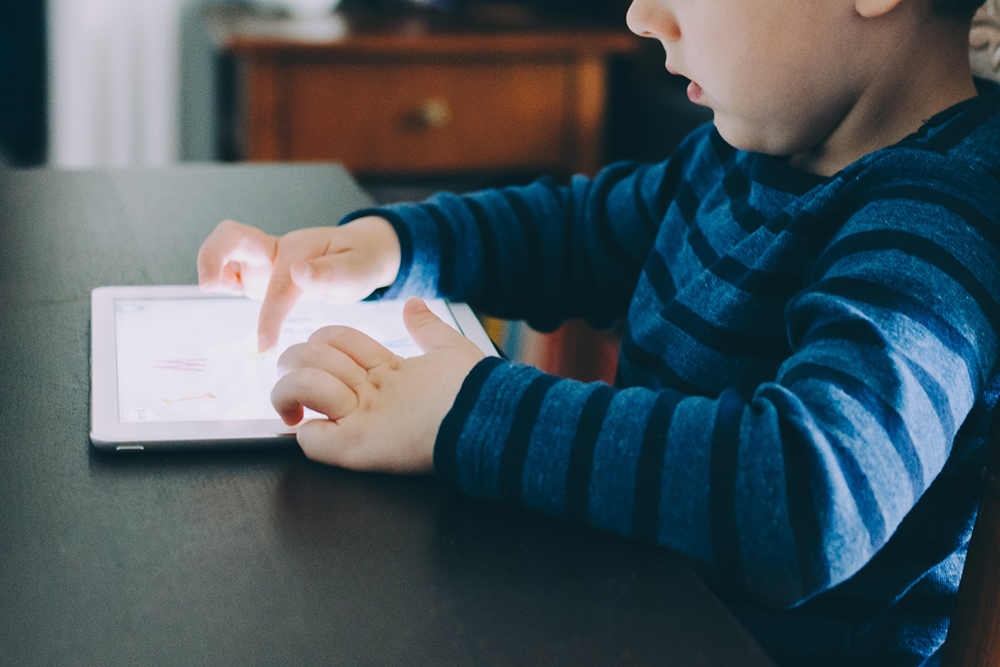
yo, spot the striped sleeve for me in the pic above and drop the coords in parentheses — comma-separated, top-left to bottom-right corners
(433, 165, 1000, 609)
(338, 131, 703, 331)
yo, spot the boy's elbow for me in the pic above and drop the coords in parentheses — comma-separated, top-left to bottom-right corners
(742, 571, 844, 611)
(738, 575, 820, 611)
(756, 580, 829, 611)
(740, 533, 876, 610)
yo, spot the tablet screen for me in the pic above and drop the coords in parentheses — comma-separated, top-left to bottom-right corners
(113, 296, 458, 424)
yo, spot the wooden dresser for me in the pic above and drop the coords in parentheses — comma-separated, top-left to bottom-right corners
(205, 5, 637, 178)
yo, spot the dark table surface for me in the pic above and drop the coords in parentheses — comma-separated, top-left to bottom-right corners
(0, 164, 777, 666)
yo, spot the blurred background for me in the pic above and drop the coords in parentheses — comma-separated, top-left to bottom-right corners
(0, 0, 712, 377)
(1, 0, 710, 173)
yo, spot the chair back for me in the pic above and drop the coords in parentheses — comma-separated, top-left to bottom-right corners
(937, 8, 1000, 665)
(940, 404, 1000, 666)
(971, 0, 1000, 82)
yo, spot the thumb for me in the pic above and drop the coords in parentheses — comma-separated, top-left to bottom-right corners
(403, 297, 465, 352)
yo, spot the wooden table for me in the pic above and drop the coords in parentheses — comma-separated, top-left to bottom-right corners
(0, 163, 777, 666)
(206, 6, 638, 177)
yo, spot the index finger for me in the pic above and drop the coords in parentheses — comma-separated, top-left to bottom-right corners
(309, 326, 397, 371)
(256, 231, 322, 352)
(257, 271, 302, 352)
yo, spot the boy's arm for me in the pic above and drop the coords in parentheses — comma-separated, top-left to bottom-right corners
(344, 155, 690, 332)
(432, 163, 1000, 608)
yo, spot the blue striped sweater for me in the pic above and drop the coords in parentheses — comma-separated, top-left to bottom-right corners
(343, 80, 1000, 664)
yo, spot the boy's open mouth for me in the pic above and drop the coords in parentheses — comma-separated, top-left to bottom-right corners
(687, 80, 705, 104)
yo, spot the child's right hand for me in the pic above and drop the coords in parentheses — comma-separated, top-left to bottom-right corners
(197, 216, 401, 351)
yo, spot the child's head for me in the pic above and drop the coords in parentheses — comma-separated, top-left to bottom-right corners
(626, 0, 985, 175)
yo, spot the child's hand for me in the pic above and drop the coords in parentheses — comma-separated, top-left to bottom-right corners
(196, 216, 401, 351)
(270, 297, 486, 473)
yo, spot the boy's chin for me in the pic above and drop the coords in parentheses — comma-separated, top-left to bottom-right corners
(714, 118, 801, 159)
(712, 117, 765, 153)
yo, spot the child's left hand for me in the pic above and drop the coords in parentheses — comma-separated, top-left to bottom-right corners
(270, 297, 486, 473)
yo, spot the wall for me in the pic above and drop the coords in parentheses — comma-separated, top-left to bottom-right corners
(0, 0, 46, 166)
(48, 0, 195, 167)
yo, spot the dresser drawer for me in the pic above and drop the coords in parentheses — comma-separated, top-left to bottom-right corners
(278, 60, 569, 174)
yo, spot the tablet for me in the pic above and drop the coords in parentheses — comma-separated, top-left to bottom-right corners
(90, 285, 498, 451)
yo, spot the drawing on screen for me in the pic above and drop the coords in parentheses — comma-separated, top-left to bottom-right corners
(154, 358, 208, 372)
(161, 392, 217, 405)
(282, 315, 313, 336)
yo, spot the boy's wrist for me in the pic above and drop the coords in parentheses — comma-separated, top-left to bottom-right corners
(345, 214, 402, 290)
(340, 207, 419, 299)
(432, 355, 508, 484)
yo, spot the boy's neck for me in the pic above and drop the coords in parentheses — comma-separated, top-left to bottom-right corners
(787, 18, 979, 177)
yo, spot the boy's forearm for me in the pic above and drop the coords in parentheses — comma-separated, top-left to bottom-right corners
(431, 350, 964, 610)
(342, 161, 668, 329)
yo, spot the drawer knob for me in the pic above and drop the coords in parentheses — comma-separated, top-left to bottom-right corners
(415, 98, 450, 130)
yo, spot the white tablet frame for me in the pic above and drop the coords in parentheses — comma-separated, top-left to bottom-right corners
(90, 285, 498, 451)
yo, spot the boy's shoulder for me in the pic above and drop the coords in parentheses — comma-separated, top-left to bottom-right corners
(876, 77, 1000, 174)
(833, 78, 1000, 213)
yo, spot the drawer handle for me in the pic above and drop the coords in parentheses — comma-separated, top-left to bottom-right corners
(414, 98, 450, 130)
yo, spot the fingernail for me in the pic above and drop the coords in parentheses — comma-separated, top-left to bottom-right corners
(258, 334, 270, 351)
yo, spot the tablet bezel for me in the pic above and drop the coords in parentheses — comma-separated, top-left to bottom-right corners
(90, 285, 498, 451)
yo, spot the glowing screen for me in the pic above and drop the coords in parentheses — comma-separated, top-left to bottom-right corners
(113, 297, 455, 423)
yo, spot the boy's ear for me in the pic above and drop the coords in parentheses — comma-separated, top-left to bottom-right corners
(855, 0, 906, 18)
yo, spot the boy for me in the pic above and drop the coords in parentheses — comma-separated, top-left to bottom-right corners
(197, 0, 1000, 663)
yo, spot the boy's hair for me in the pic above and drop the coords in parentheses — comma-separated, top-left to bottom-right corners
(933, 0, 987, 18)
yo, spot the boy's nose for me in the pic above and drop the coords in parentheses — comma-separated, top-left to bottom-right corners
(626, 0, 681, 42)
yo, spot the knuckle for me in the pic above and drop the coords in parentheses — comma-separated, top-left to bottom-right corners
(281, 227, 320, 250)
(267, 272, 293, 292)
(217, 219, 243, 237)
(366, 356, 401, 388)
(310, 325, 350, 345)
(277, 368, 310, 395)
(276, 343, 306, 373)
(346, 364, 368, 387)
(283, 228, 308, 242)
(311, 258, 341, 282)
